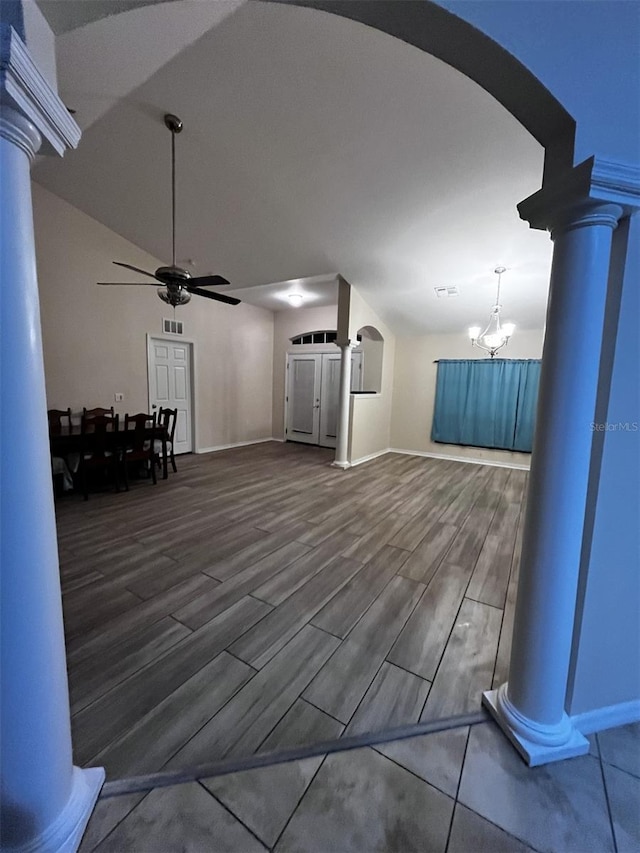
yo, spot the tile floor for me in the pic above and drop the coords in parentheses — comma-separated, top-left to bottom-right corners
(80, 720, 640, 852)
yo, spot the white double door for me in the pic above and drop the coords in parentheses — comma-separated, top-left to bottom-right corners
(147, 337, 193, 454)
(286, 351, 362, 448)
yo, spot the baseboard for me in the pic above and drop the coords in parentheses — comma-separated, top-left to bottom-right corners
(389, 447, 530, 471)
(571, 699, 640, 735)
(348, 448, 391, 467)
(193, 441, 530, 472)
(196, 438, 276, 455)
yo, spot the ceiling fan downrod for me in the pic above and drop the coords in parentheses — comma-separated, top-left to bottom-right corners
(164, 113, 183, 268)
(97, 111, 239, 307)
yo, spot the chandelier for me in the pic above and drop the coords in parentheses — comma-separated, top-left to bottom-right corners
(468, 266, 515, 358)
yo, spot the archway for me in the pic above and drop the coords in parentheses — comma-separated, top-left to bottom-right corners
(3, 3, 637, 848)
(274, 0, 576, 181)
(356, 325, 384, 394)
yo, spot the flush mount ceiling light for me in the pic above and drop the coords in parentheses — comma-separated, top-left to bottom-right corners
(468, 266, 515, 358)
(287, 292, 304, 307)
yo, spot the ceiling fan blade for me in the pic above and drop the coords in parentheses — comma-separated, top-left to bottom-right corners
(113, 261, 159, 280)
(190, 287, 240, 306)
(189, 274, 231, 287)
(98, 281, 160, 286)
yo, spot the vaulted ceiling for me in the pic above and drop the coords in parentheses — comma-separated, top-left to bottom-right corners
(34, 0, 552, 333)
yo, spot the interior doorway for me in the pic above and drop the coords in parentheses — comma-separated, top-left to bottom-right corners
(147, 336, 194, 455)
(286, 350, 363, 447)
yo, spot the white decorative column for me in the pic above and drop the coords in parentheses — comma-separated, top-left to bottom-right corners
(0, 24, 104, 853)
(483, 158, 640, 766)
(332, 340, 354, 469)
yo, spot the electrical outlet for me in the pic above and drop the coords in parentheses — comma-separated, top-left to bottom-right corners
(114, 393, 124, 402)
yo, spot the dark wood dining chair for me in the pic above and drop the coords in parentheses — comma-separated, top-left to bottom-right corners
(122, 412, 157, 490)
(83, 406, 115, 418)
(47, 408, 72, 432)
(79, 413, 119, 500)
(48, 409, 74, 496)
(155, 407, 178, 474)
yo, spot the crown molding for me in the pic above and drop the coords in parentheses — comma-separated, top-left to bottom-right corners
(518, 157, 640, 231)
(589, 158, 640, 206)
(1, 24, 80, 156)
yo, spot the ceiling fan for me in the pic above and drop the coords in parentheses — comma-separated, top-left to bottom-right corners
(98, 114, 240, 308)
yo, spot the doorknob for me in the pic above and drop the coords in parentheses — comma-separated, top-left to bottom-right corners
(151, 404, 157, 409)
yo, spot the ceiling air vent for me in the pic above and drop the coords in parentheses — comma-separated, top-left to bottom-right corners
(434, 286, 459, 298)
(163, 318, 184, 335)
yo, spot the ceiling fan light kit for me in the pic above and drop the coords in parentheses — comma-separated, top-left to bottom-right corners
(97, 114, 240, 308)
(158, 286, 190, 306)
(468, 265, 515, 358)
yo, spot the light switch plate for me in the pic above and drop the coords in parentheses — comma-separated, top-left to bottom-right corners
(114, 392, 124, 402)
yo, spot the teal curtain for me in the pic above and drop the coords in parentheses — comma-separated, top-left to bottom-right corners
(431, 359, 541, 452)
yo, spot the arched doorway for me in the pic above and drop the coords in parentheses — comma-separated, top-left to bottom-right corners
(4, 3, 637, 847)
(356, 325, 384, 394)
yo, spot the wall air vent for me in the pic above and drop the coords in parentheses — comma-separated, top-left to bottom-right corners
(434, 286, 459, 298)
(163, 318, 184, 335)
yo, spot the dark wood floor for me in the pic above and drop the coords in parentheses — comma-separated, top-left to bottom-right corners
(56, 442, 527, 780)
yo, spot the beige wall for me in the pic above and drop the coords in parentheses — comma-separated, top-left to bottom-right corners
(33, 182, 274, 451)
(33, 183, 543, 467)
(390, 329, 545, 467)
(272, 305, 338, 440)
(347, 288, 396, 464)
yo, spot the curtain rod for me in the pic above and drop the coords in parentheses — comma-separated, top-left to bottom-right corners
(432, 358, 539, 363)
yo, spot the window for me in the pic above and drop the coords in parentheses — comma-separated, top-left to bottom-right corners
(291, 330, 338, 345)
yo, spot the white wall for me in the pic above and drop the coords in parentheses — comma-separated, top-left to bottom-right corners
(347, 287, 396, 464)
(33, 182, 274, 451)
(272, 304, 338, 440)
(391, 329, 544, 467)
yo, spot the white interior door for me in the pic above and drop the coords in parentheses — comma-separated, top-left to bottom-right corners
(286, 354, 321, 444)
(319, 351, 363, 448)
(148, 337, 193, 454)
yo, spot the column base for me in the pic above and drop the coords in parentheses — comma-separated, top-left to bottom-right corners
(16, 766, 105, 853)
(483, 685, 589, 767)
(331, 460, 350, 469)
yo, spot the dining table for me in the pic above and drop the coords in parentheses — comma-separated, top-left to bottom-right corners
(49, 422, 170, 480)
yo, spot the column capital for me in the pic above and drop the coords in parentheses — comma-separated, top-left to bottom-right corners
(518, 156, 640, 233)
(1, 23, 80, 157)
(0, 104, 40, 159)
(335, 339, 356, 350)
